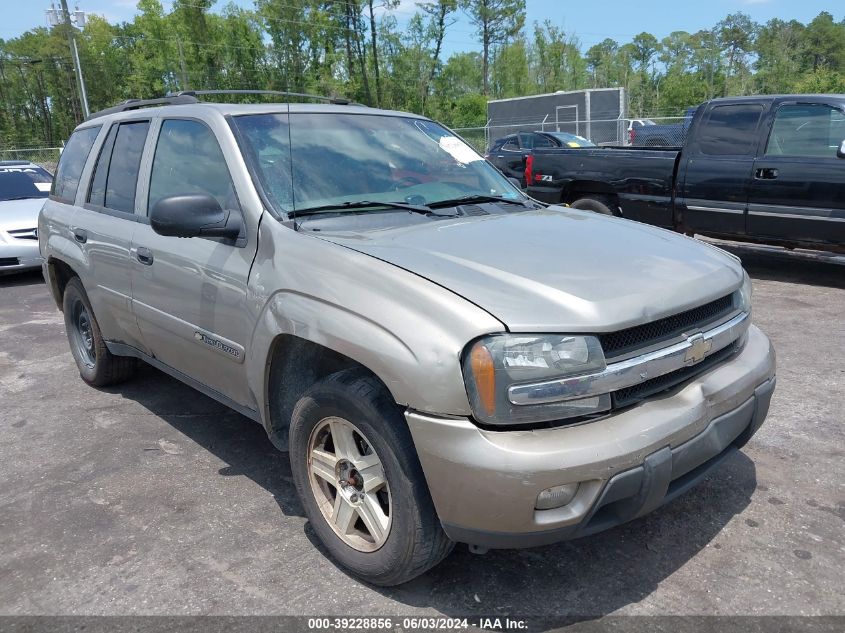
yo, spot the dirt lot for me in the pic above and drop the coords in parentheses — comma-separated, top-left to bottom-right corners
(0, 243, 843, 618)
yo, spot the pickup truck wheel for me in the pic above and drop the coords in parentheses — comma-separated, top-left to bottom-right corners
(570, 195, 619, 216)
(289, 369, 454, 586)
(62, 277, 136, 387)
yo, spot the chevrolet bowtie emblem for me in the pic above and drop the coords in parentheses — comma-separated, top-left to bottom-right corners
(684, 333, 712, 364)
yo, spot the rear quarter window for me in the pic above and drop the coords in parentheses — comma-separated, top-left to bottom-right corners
(697, 104, 764, 156)
(52, 126, 101, 203)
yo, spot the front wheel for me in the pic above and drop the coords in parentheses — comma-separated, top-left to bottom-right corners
(289, 369, 453, 586)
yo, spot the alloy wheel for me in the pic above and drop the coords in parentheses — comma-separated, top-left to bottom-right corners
(307, 416, 392, 552)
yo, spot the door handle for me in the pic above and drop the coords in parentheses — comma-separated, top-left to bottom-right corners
(754, 167, 779, 180)
(72, 228, 87, 243)
(136, 247, 154, 266)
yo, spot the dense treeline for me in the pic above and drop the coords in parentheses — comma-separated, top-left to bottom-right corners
(1, 0, 844, 148)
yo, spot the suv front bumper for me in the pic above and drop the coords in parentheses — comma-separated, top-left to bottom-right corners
(406, 324, 775, 548)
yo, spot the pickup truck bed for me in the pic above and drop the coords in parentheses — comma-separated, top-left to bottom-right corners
(528, 146, 681, 228)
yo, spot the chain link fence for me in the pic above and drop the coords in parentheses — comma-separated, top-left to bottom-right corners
(0, 147, 63, 173)
(453, 116, 689, 153)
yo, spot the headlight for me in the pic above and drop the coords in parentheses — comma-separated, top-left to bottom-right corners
(462, 334, 610, 426)
(737, 270, 752, 313)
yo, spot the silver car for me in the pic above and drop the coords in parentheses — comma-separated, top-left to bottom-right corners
(0, 161, 51, 274)
(40, 94, 776, 586)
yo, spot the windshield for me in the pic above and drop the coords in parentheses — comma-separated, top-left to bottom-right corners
(546, 132, 595, 147)
(0, 165, 52, 202)
(233, 112, 524, 214)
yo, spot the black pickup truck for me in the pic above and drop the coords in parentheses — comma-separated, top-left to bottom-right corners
(526, 95, 845, 253)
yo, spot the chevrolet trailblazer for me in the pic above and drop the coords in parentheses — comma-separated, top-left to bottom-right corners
(40, 91, 776, 585)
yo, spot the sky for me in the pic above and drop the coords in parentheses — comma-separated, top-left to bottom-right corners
(0, 0, 839, 58)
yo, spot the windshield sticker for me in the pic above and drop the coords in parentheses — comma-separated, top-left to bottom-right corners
(438, 136, 481, 165)
(35, 182, 52, 192)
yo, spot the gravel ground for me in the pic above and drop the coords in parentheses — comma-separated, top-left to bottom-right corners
(0, 242, 842, 619)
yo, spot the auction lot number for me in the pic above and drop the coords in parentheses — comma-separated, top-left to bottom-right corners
(308, 617, 471, 630)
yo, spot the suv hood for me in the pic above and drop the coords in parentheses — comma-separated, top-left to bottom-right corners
(315, 208, 743, 332)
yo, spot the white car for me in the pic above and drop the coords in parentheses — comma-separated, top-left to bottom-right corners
(0, 161, 52, 274)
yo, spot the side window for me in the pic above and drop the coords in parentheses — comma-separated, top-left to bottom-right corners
(502, 137, 519, 151)
(148, 119, 239, 213)
(697, 104, 764, 156)
(766, 105, 845, 158)
(518, 133, 534, 149)
(88, 121, 149, 213)
(87, 125, 118, 208)
(52, 125, 101, 203)
(532, 134, 555, 148)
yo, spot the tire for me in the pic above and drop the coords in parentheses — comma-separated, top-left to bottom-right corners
(62, 277, 136, 387)
(570, 195, 619, 216)
(289, 369, 454, 586)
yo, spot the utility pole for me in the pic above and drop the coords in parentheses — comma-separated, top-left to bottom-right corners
(46, 1, 89, 119)
(176, 39, 189, 91)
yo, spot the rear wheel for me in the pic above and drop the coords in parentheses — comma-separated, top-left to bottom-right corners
(62, 277, 136, 387)
(570, 195, 619, 216)
(289, 369, 453, 586)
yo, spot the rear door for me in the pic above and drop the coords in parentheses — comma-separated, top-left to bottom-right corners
(74, 119, 150, 350)
(678, 102, 766, 236)
(130, 117, 256, 408)
(746, 101, 845, 246)
(486, 136, 509, 173)
(490, 135, 525, 183)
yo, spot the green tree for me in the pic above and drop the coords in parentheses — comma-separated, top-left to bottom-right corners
(461, 0, 525, 95)
(754, 19, 805, 94)
(802, 12, 845, 71)
(532, 22, 585, 92)
(716, 12, 757, 95)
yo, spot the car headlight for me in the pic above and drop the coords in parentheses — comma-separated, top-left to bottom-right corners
(736, 270, 752, 313)
(462, 334, 610, 426)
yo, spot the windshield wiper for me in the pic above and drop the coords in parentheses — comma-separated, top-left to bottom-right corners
(287, 200, 456, 219)
(426, 194, 532, 209)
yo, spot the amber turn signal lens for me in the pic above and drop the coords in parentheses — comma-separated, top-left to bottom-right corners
(470, 343, 496, 417)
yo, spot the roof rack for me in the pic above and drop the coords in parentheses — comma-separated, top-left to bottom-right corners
(86, 94, 199, 121)
(175, 89, 355, 105)
(85, 89, 358, 122)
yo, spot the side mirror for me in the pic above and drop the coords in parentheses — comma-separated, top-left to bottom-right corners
(837, 139, 845, 159)
(150, 193, 242, 240)
(508, 177, 523, 189)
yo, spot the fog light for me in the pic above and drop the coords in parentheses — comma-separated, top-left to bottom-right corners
(536, 483, 579, 510)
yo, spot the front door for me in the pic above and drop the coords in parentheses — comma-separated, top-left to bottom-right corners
(130, 117, 257, 408)
(747, 102, 845, 246)
(678, 102, 765, 236)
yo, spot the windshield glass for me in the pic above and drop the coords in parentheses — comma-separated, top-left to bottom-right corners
(546, 132, 595, 147)
(234, 112, 523, 214)
(0, 165, 52, 202)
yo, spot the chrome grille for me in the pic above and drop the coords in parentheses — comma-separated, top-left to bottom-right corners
(611, 341, 740, 409)
(8, 228, 38, 240)
(599, 294, 735, 360)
